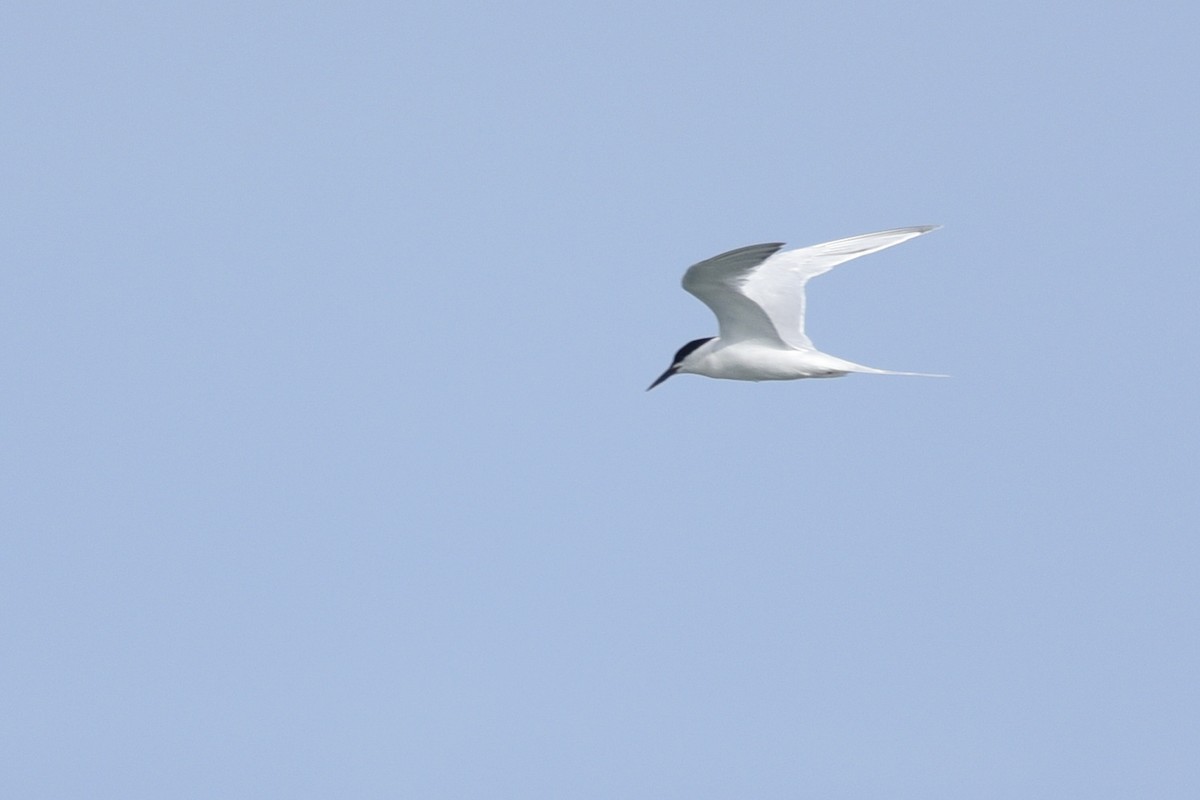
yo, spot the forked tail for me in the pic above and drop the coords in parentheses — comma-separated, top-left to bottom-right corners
(851, 366, 949, 378)
(807, 352, 948, 378)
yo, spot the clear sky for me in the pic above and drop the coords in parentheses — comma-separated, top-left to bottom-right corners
(3, 2, 1198, 798)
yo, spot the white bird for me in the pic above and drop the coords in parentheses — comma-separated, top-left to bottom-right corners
(648, 226, 944, 390)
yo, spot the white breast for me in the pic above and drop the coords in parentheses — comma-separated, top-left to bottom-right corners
(681, 340, 852, 381)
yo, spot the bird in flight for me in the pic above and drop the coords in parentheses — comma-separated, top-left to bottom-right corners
(648, 226, 944, 390)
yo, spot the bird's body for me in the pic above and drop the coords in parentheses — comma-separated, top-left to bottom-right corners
(677, 338, 854, 381)
(648, 226, 943, 390)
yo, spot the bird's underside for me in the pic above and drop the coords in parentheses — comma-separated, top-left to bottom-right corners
(678, 338, 941, 382)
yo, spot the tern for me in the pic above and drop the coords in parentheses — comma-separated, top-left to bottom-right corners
(648, 226, 944, 390)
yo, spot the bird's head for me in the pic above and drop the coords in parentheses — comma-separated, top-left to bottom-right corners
(646, 336, 715, 391)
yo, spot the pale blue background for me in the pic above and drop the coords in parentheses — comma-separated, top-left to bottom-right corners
(3, 2, 1198, 797)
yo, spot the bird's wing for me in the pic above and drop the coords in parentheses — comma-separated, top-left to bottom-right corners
(681, 242, 788, 345)
(742, 226, 939, 349)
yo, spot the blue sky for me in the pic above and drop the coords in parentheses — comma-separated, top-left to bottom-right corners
(3, 2, 1198, 797)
